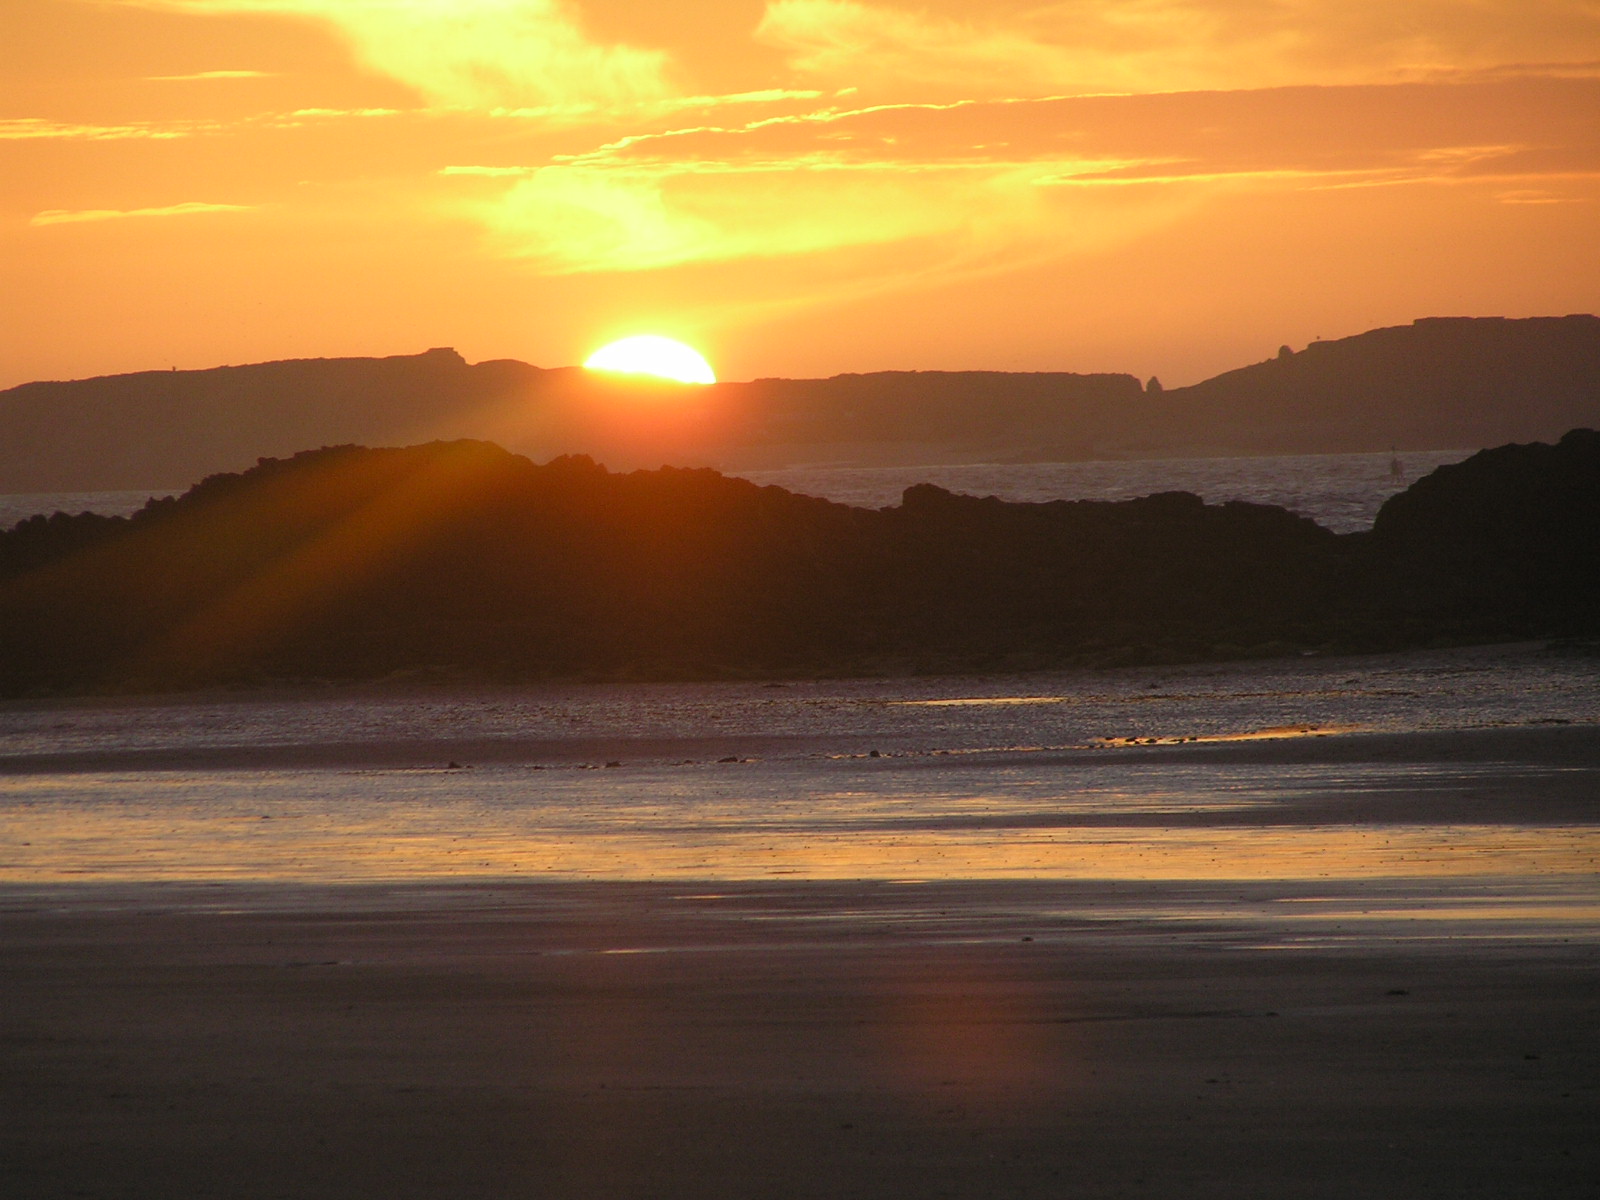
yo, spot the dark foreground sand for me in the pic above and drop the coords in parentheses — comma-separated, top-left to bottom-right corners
(3, 877, 1596, 1200)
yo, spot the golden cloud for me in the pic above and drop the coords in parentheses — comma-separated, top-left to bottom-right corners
(30, 202, 257, 226)
(565, 78, 1600, 179)
(146, 70, 279, 81)
(0, 118, 198, 141)
(436, 74, 1599, 275)
(1, 108, 404, 142)
(754, 1, 1094, 95)
(460, 158, 1055, 272)
(124, 0, 676, 111)
(755, 0, 1600, 95)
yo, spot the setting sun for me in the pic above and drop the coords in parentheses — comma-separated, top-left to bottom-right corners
(584, 336, 716, 385)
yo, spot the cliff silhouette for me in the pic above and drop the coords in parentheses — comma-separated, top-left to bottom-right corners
(0, 348, 541, 492)
(1151, 316, 1600, 456)
(1, 430, 1594, 695)
(2, 316, 1595, 491)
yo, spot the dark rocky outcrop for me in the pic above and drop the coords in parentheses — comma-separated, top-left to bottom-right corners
(1, 430, 1594, 695)
(1360, 427, 1600, 634)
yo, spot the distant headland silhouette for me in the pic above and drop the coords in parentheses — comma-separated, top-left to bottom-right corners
(1, 315, 1596, 491)
(1, 429, 1595, 695)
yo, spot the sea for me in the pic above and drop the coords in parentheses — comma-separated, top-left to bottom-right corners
(736, 449, 1471, 533)
(2, 449, 1596, 946)
(0, 448, 1471, 535)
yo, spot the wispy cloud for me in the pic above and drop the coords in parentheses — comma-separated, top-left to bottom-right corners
(482, 87, 825, 126)
(440, 165, 533, 178)
(1421, 58, 1600, 83)
(31, 202, 256, 226)
(561, 78, 1600, 178)
(1, 107, 407, 142)
(126, 0, 676, 111)
(146, 69, 277, 81)
(1493, 188, 1590, 204)
(264, 107, 405, 129)
(436, 74, 1600, 274)
(465, 157, 1075, 274)
(0, 118, 198, 141)
(755, 1, 1095, 95)
(674, 89, 828, 109)
(755, 0, 1600, 95)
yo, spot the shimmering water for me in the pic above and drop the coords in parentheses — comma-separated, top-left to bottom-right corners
(3, 643, 1597, 932)
(0, 489, 174, 529)
(5, 758, 1596, 887)
(737, 449, 1471, 533)
(0, 449, 1470, 535)
(1, 642, 1594, 762)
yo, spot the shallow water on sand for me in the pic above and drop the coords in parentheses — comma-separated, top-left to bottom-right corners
(1, 642, 1593, 762)
(5, 756, 1596, 888)
(2, 643, 1597, 943)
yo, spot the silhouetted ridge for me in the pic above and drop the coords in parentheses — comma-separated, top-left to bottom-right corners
(2, 431, 1594, 694)
(1160, 315, 1600, 454)
(0, 350, 546, 491)
(3, 316, 1594, 489)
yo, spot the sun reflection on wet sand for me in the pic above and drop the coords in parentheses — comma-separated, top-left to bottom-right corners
(8, 816, 1595, 888)
(3, 761, 1596, 901)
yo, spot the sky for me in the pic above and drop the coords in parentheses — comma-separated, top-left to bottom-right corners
(2, 0, 1598, 389)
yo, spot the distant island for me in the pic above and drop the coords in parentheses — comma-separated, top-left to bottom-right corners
(1, 430, 1594, 695)
(1, 315, 1596, 492)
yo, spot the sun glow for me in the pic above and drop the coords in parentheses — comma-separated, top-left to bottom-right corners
(583, 335, 717, 384)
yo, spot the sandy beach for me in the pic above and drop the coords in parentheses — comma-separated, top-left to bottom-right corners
(3, 882, 1596, 1199)
(2, 643, 1597, 1197)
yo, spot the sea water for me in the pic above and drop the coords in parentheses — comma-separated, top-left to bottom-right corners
(0, 449, 1469, 534)
(737, 450, 1470, 532)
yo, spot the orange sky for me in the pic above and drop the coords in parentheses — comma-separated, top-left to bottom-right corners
(2, 0, 1598, 388)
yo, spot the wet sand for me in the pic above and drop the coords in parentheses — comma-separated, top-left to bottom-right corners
(3, 880, 1596, 1199)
